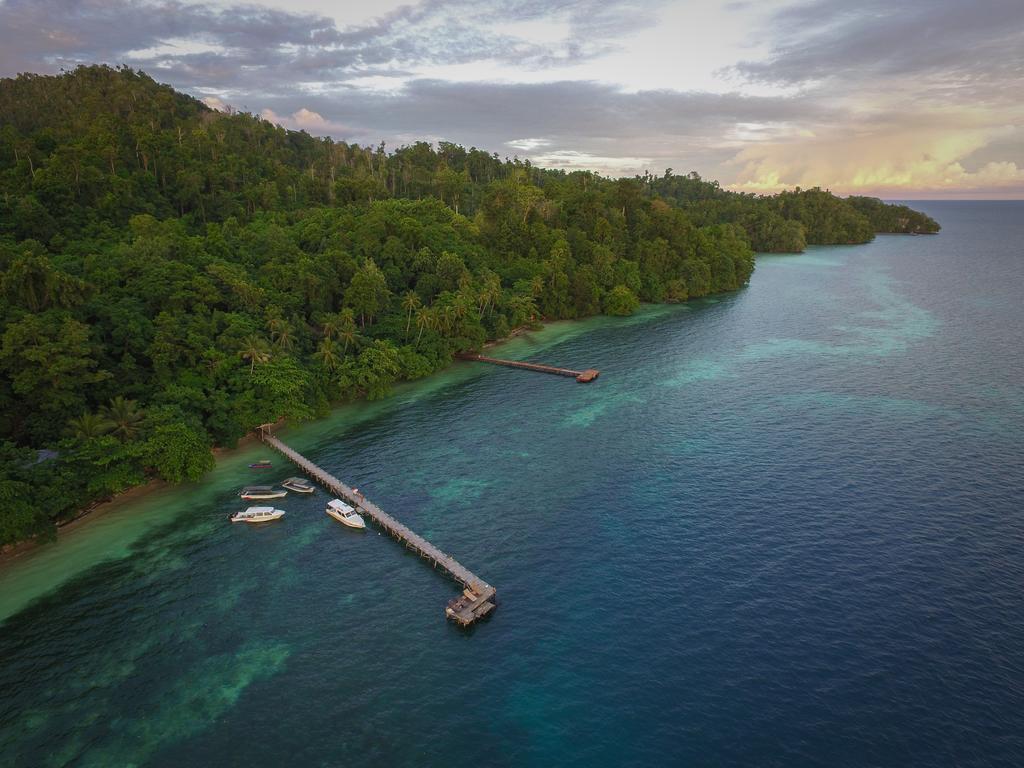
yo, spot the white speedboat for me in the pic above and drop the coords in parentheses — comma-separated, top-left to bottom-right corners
(230, 506, 285, 523)
(239, 485, 287, 500)
(326, 498, 366, 529)
(281, 477, 315, 494)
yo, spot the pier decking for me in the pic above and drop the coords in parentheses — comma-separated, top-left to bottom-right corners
(258, 429, 496, 627)
(461, 354, 600, 383)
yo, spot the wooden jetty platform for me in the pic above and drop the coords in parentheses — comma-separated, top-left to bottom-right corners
(258, 428, 496, 627)
(461, 354, 599, 383)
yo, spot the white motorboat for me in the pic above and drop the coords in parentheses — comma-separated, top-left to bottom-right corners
(230, 506, 286, 523)
(326, 498, 366, 529)
(239, 485, 287, 500)
(281, 477, 315, 494)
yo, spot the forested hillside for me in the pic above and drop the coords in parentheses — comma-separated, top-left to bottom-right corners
(0, 66, 939, 545)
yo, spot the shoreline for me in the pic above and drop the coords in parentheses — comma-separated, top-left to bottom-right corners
(0, 323, 543, 567)
(0, 429, 272, 566)
(0, 479, 165, 562)
(0, 230, 916, 563)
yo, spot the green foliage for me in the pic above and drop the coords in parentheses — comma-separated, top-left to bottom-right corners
(604, 285, 640, 316)
(1, 312, 111, 441)
(66, 412, 114, 440)
(846, 196, 941, 233)
(644, 171, 932, 251)
(65, 435, 145, 495)
(103, 396, 144, 442)
(0, 443, 49, 546)
(143, 422, 215, 483)
(345, 259, 390, 327)
(251, 358, 315, 422)
(0, 438, 144, 545)
(353, 340, 403, 400)
(0, 66, 938, 545)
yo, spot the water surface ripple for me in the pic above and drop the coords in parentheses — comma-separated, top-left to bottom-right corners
(1, 201, 1023, 766)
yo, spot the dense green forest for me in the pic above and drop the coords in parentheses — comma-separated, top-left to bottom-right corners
(0, 66, 939, 546)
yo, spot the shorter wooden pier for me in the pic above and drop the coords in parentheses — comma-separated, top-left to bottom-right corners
(258, 429, 496, 627)
(461, 354, 599, 383)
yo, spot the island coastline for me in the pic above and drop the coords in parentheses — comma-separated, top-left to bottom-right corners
(0, 322, 543, 565)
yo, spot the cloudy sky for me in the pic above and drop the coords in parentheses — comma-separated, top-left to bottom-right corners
(2, 0, 1022, 197)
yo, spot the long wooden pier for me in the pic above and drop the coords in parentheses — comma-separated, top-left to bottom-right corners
(461, 354, 600, 383)
(258, 429, 496, 627)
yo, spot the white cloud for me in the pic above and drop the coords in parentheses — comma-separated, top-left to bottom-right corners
(203, 96, 229, 111)
(124, 37, 225, 59)
(530, 150, 653, 175)
(506, 138, 551, 151)
(292, 108, 327, 128)
(725, 123, 1024, 196)
(2, 0, 1022, 196)
(260, 107, 349, 134)
(203, 0, 412, 29)
(344, 75, 408, 92)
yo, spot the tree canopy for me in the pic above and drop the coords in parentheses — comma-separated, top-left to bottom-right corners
(0, 65, 939, 545)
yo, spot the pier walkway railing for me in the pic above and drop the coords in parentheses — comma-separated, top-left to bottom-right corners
(258, 429, 496, 627)
(460, 354, 599, 382)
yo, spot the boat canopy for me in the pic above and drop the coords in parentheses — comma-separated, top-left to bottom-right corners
(327, 498, 355, 513)
(241, 485, 273, 492)
(284, 477, 312, 485)
(243, 506, 275, 514)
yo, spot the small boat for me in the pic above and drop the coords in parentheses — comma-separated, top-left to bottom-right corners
(230, 506, 285, 523)
(281, 477, 315, 494)
(240, 485, 287, 500)
(326, 498, 366, 529)
(249, 459, 272, 469)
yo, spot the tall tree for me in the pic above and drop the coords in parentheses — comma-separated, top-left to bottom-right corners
(402, 290, 422, 339)
(238, 335, 271, 375)
(102, 396, 144, 442)
(314, 338, 341, 372)
(66, 412, 114, 440)
(344, 259, 390, 328)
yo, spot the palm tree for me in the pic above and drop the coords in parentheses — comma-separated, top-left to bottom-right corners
(238, 334, 271, 374)
(314, 338, 341, 372)
(4, 253, 66, 313)
(66, 412, 113, 441)
(479, 272, 502, 318)
(402, 291, 422, 340)
(102, 396, 144, 442)
(320, 314, 340, 341)
(271, 320, 295, 351)
(414, 306, 432, 348)
(266, 316, 285, 336)
(337, 308, 358, 354)
(339, 327, 359, 355)
(529, 275, 544, 298)
(453, 291, 473, 321)
(441, 304, 456, 335)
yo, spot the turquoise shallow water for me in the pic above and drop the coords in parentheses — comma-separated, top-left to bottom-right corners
(1, 201, 1023, 766)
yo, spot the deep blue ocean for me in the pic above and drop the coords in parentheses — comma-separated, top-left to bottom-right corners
(1, 201, 1022, 766)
